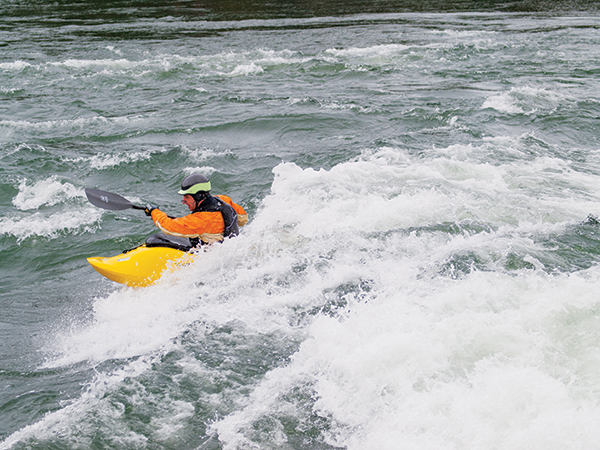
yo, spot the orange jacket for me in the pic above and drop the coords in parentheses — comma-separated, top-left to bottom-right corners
(150, 195, 248, 244)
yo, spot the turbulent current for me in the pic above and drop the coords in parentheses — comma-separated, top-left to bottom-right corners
(1, 1, 600, 449)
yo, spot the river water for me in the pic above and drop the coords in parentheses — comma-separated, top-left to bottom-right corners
(2, 1, 600, 449)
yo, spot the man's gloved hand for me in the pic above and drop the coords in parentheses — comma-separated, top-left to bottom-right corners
(144, 204, 158, 216)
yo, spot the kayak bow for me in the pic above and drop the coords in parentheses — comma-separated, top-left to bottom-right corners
(87, 233, 197, 287)
(87, 245, 195, 287)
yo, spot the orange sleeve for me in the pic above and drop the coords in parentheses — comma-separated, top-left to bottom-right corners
(150, 208, 224, 238)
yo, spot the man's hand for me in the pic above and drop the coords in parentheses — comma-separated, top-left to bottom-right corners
(144, 204, 158, 216)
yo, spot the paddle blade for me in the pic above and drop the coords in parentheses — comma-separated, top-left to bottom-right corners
(85, 188, 144, 211)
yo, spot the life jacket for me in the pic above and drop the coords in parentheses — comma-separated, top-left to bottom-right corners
(192, 194, 239, 240)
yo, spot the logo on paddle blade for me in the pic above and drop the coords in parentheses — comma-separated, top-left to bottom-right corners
(101, 196, 108, 203)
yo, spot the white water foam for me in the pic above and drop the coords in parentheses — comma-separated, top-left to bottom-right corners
(482, 86, 568, 116)
(182, 144, 232, 162)
(0, 115, 138, 132)
(0, 209, 102, 241)
(205, 153, 600, 449)
(6, 146, 600, 448)
(274, 268, 600, 450)
(12, 177, 83, 211)
(68, 148, 156, 170)
(0, 357, 157, 450)
(325, 43, 409, 59)
(1, 179, 101, 241)
(0, 61, 31, 71)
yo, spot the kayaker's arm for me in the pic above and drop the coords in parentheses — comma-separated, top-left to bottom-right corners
(149, 208, 225, 243)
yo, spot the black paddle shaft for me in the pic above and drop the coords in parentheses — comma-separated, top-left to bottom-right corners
(85, 188, 146, 211)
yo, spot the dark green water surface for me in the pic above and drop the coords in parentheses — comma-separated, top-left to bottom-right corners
(2, 1, 600, 449)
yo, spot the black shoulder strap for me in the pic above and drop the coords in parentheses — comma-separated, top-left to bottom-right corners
(216, 198, 239, 238)
(193, 195, 239, 239)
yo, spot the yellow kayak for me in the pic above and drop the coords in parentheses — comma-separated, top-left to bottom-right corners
(87, 233, 196, 287)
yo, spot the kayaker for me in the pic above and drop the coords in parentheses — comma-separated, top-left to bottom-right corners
(144, 173, 248, 246)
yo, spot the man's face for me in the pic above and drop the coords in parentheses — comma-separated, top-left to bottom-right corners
(182, 194, 196, 211)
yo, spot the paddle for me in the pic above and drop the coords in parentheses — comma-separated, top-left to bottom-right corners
(85, 188, 146, 211)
